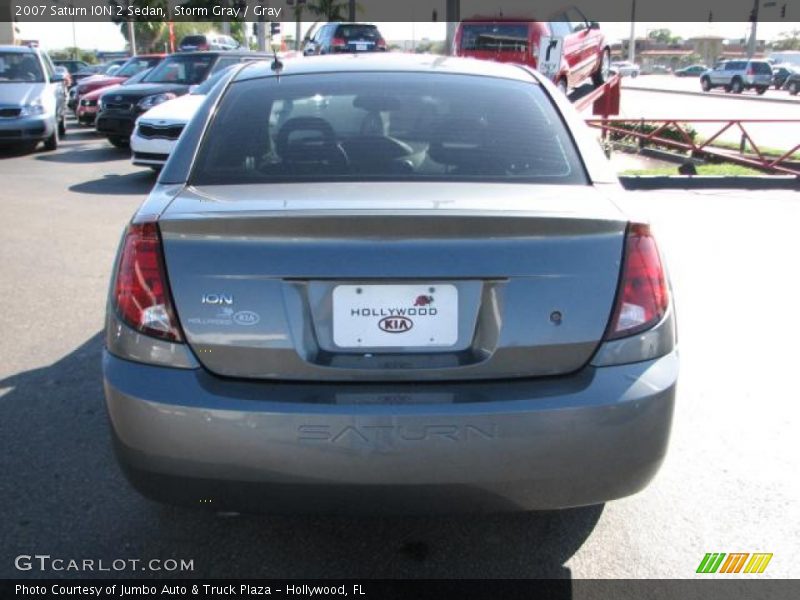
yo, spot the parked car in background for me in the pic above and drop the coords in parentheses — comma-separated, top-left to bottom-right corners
(75, 54, 164, 102)
(96, 51, 267, 147)
(700, 60, 772, 94)
(0, 45, 67, 152)
(130, 66, 237, 169)
(178, 33, 239, 52)
(611, 61, 640, 77)
(53, 59, 89, 77)
(674, 64, 707, 77)
(104, 54, 677, 514)
(76, 68, 152, 126)
(69, 60, 129, 111)
(303, 22, 387, 55)
(453, 9, 611, 93)
(641, 64, 670, 75)
(772, 64, 798, 89)
(783, 71, 800, 95)
(54, 65, 72, 89)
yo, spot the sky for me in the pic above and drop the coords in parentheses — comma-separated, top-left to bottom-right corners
(15, 21, 797, 52)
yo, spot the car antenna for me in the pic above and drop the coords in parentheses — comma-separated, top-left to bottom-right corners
(271, 51, 283, 79)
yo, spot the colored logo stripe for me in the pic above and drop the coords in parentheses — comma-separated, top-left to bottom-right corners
(744, 553, 773, 574)
(697, 553, 726, 573)
(697, 552, 773, 574)
(719, 553, 749, 573)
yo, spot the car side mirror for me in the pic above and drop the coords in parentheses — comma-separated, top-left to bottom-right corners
(589, 21, 600, 30)
(51, 72, 65, 83)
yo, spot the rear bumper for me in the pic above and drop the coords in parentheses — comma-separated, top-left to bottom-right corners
(103, 350, 677, 513)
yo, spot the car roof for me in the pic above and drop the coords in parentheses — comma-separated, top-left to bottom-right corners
(234, 53, 540, 83)
(0, 45, 37, 54)
(170, 50, 263, 58)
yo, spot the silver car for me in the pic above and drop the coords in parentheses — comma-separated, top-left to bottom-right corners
(104, 55, 678, 514)
(0, 45, 67, 152)
(700, 59, 773, 94)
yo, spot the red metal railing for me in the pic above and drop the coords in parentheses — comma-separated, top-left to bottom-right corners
(584, 118, 800, 176)
(572, 76, 800, 176)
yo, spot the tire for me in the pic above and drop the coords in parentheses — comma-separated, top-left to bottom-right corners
(700, 77, 711, 92)
(58, 116, 66, 138)
(43, 127, 58, 152)
(789, 82, 799, 96)
(108, 135, 129, 149)
(592, 48, 611, 87)
(756, 86, 767, 96)
(731, 78, 743, 94)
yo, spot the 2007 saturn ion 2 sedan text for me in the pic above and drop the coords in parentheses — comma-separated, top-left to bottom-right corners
(103, 54, 677, 514)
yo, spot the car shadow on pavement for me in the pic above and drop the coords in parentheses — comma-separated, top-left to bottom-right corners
(0, 334, 602, 584)
(69, 171, 156, 196)
(36, 145, 130, 164)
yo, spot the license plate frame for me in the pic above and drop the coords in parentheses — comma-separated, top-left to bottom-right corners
(332, 284, 458, 349)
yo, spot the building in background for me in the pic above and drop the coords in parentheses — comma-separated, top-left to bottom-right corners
(1, 8, 18, 45)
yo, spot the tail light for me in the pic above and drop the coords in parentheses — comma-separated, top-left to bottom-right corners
(331, 37, 346, 49)
(198, 43, 210, 51)
(377, 37, 387, 50)
(605, 223, 669, 340)
(113, 222, 182, 342)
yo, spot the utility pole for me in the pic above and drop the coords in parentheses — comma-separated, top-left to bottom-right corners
(628, 0, 636, 63)
(747, 0, 760, 58)
(127, 20, 136, 55)
(348, 0, 356, 22)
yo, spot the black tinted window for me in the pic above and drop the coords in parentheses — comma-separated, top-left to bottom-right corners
(460, 24, 529, 52)
(334, 25, 381, 40)
(145, 54, 214, 84)
(191, 72, 586, 186)
(751, 62, 772, 73)
(181, 36, 207, 46)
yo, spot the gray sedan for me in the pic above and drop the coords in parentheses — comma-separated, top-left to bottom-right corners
(103, 54, 677, 514)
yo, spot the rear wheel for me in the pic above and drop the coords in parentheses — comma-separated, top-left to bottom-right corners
(756, 86, 768, 95)
(592, 49, 611, 87)
(789, 81, 799, 95)
(731, 78, 743, 94)
(108, 135, 129, 149)
(700, 77, 711, 92)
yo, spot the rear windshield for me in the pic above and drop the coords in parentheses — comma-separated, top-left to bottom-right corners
(334, 25, 381, 41)
(144, 54, 214, 85)
(460, 23, 529, 52)
(117, 56, 160, 78)
(191, 72, 586, 186)
(750, 62, 772, 73)
(0, 52, 44, 83)
(181, 36, 207, 46)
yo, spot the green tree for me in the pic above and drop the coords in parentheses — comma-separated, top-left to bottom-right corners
(772, 29, 800, 51)
(648, 29, 682, 45)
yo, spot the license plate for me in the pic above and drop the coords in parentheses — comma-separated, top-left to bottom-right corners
(355, 42, 368, 51)
(333, 284, 458, 348)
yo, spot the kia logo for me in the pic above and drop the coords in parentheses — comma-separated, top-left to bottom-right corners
(378, 316, 413, 333)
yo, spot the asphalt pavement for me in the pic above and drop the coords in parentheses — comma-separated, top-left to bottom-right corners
(0, 117, 798, 580)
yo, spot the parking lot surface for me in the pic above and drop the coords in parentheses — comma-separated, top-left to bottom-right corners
(0, 120, 798, 579)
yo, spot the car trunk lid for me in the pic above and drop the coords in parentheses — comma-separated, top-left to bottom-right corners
(158, 182, 626, 381)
